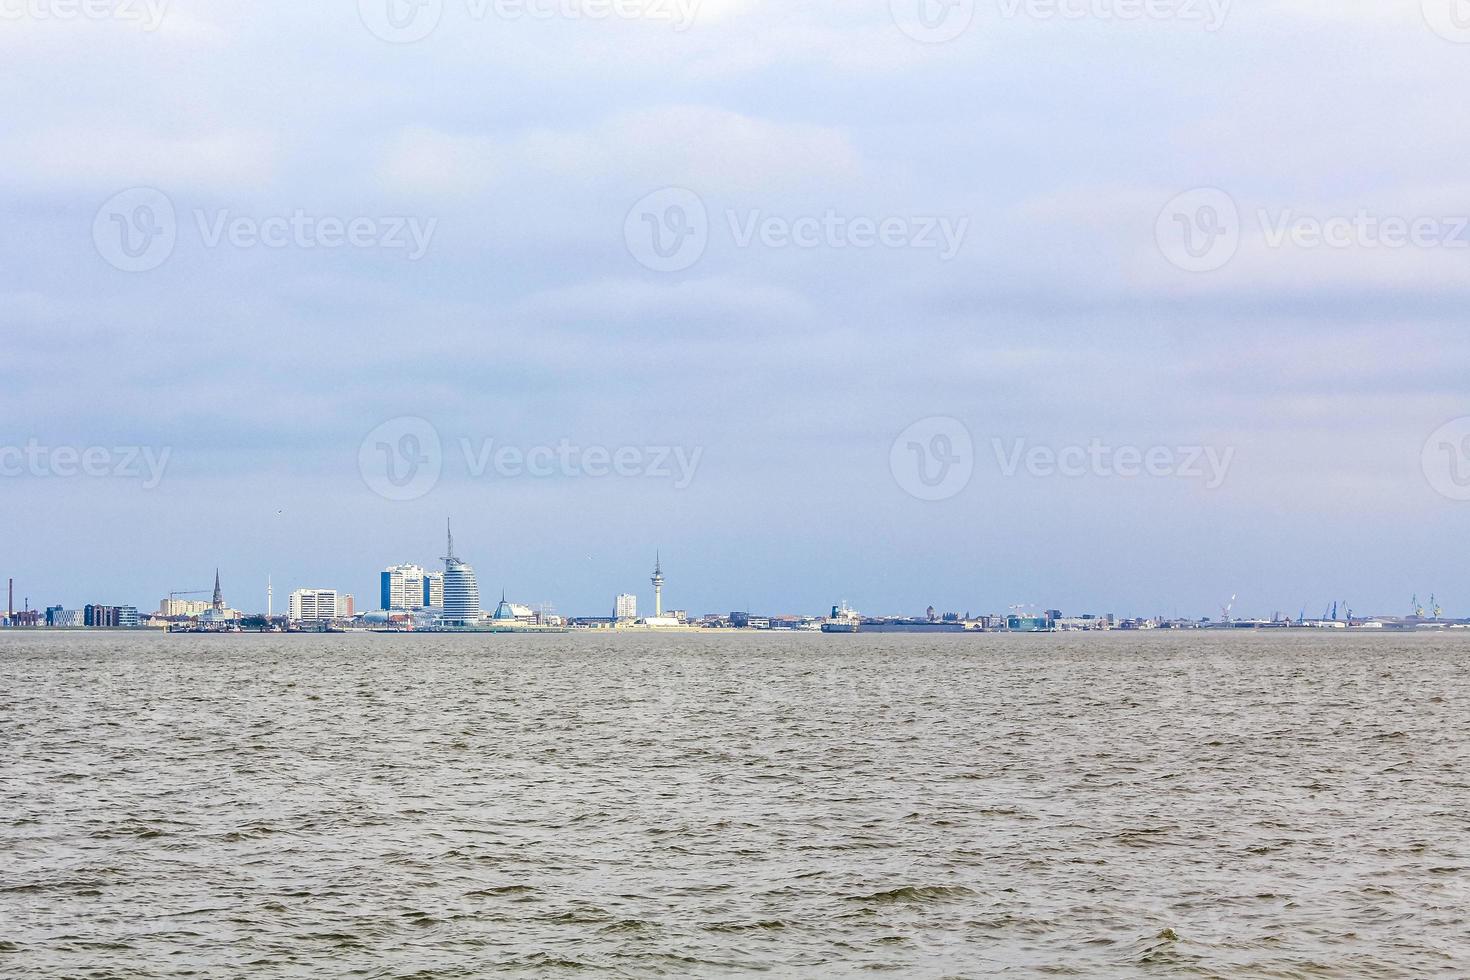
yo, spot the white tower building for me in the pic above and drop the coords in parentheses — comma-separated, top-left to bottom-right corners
(651, 552, 664, 619)
(442, 520, 481, 626)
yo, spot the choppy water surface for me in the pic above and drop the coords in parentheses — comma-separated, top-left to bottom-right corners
(2, 631, 1468, 977)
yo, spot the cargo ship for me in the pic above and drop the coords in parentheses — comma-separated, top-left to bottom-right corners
(821, 601, 861, 633)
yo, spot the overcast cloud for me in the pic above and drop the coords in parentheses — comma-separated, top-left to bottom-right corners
(3, 0, 1468, 619)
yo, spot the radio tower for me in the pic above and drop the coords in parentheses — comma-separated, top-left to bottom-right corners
(651, 552, 664, 619)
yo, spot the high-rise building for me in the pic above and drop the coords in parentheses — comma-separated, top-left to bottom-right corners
(441, 521, 480, 625)
(289, 589, 347, 622)
(423, 572, 443, 608)
(381, 564, 428, 611)
(615, 593, 637, 621)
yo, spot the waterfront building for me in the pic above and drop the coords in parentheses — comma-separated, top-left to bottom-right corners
(492, 593, 536, 624)
(615, 593, 637, 621)
(423, 572, 443, 608)
(289, 589, 347, 622)
(381, 564, 428, 611)
(160, 598, 211, 618)
(48, 608, 84, 628)
(441, 522, 481, 626)
(81, 605, 138, 627)
(84, 604, 118, 627)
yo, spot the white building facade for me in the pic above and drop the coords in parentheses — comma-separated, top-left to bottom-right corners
(289, 589, 348, 622)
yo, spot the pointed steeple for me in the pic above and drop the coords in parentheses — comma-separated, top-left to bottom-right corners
(212, 568, 224, 611)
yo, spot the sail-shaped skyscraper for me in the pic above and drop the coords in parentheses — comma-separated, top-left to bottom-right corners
(441, 520, 481, 626)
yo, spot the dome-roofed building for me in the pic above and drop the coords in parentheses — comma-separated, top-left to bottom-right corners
(492, 591, 535, 624)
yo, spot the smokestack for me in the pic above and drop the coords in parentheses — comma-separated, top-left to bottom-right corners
(7, 578, 12, 621)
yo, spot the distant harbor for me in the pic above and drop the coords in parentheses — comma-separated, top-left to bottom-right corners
(2, 536, 1465, 636)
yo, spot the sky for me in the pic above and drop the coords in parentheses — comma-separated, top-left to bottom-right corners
(3, 0, 1469, 620)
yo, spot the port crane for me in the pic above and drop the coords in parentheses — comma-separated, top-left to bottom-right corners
(1220, 594, 1236, 624)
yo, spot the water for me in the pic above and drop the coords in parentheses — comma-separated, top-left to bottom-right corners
(2, 630, 1467, 977)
